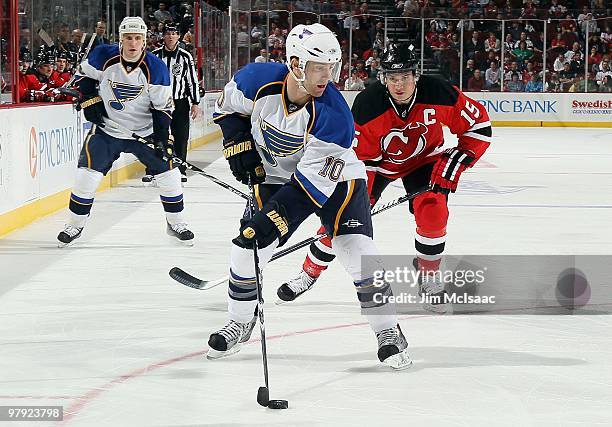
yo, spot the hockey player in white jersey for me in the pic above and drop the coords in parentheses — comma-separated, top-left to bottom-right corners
(57, 16, 194, 246)
(208, 23, 411, 369)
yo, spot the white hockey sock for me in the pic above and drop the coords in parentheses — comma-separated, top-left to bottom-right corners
(333, 234, 398, 333)
(227, 240, 278, 323)
(68, 168, 104, 228)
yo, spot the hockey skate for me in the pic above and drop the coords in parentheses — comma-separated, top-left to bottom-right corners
(57, 225, 83, 248)
(276, 270, 318, 304)
(207, 317, 257, 359)
(166, 222, 195, 246)
(376, 324, 412, 370)
(419, 272, 451, 314)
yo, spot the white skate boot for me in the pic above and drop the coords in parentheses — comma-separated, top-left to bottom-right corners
(207, 317, 257, 359)
(276, 270, 318, 303)
(376, 324, 412, 370)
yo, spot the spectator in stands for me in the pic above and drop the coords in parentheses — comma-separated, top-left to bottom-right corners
(251, 24, 264, 47)
(463, 58, 476, 88)
(532, 32, 546, 56)
(550, 32, 567, 54)
(183, 26, 194, 45)
(559, 62, 577, 91)
(508, 21, 523, 42)
(514, 32, 533, 50)
(580, 13, 597, 37)
(524, 73, 543, 92)
(344, 68, 365, 90)
(600, 75, 612, 93)
(66, 29, 83, 52)
(91, 21, 109, 48)
(511, 40, 534, 68)
(484, 32, 500, 54)
(372, 30, 386, 52)
(553, 53, 567, 72)
(268, 27, 285, 48)
(520, 0, 537, 19)
(548, 0, 567, 19)
(546, 72, 561, 92)
(365, 49, 380, 68)
(588, 46, 603, 72)
(354, 60, 368, 81)
(465, 30, 484, 61)
(485, 61, 501, 90)
(55, 24, 71, 51)
(601, 25, 611, 47)
(154, 2, 173, 23)
(569, 75, 598, 93)
(595, 60, 612, 87)
(254, 49, 268, 63)
(522, 61, 536, 82)
(367, 58, 380, 84)
(503, 33, 514, 53)
(588, 34, 605, 56)
(468, 68, 485, 91)
(565, 42, 583, 73)
(504, 61, 520, 81)
(236, 25, 250, 67)
(505, 72, 524, 92)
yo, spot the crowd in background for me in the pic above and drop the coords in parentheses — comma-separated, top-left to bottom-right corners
(2, 0, 611, 103)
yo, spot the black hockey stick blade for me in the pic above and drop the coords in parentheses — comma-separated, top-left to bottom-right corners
(169, 267, 227, 290)
(257, 386, 269, 407)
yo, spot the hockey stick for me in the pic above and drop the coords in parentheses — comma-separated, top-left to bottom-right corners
(37, 29, 55, 47)
(169, 185, 431, 290)
(61, 33, 95, 89)
(247, 177, 288, 409)
(72, 114, 249, 201)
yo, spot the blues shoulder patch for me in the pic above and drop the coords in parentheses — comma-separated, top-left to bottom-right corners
(234, 62, 288, 101)
(143, 52, 170, 86)
(88, 44, 120, 70)
(309, 84, 354, 149)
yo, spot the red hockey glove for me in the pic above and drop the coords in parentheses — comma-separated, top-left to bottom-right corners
(430, 148, 475, 195)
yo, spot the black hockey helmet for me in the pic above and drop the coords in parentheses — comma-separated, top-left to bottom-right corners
(20, 49, 32, 63)
(164, 24, 180, 34)
(55, 49, 68, 60)
(35, 49, 55, 66)
(380, 43, 419, 75)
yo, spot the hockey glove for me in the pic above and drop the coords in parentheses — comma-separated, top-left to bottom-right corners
(79, 94, 107, 126)
(223, 132, 266, 185)
(153, 134, 176, 159)
(232, 201, 289, 249)
(430, 148, 475, 195)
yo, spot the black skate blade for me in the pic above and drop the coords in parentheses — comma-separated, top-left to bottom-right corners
(257, 386, 269, 407)
(268, 399, 289, 410)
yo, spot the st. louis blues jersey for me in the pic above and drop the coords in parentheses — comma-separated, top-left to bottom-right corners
(78, 45, 173, 139)
(214, 62, 365, 208)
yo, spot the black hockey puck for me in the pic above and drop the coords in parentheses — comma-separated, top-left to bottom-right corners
(268, 399, 289, 410)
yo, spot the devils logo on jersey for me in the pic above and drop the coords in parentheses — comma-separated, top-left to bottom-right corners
(380, 121, 428, 164)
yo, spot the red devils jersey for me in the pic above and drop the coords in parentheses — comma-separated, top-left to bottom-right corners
(352, 76, 491, 179)
(47, 71, 66, 88)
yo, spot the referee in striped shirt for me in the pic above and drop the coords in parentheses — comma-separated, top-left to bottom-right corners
(143, 25, 201, 183)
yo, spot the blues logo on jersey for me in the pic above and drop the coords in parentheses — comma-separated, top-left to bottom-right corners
(108, 80, 144, 111)
(259, 119, 304, 166)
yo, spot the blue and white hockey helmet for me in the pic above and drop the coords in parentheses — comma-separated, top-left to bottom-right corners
(285, 23, 342, 83)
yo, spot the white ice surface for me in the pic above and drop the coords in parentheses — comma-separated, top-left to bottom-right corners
(1, 127, 612, 427)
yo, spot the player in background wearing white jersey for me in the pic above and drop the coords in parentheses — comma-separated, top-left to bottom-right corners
(208, 23, 411, 369)
(56, 17, 194, 246)
(277, 44, 492, 313)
